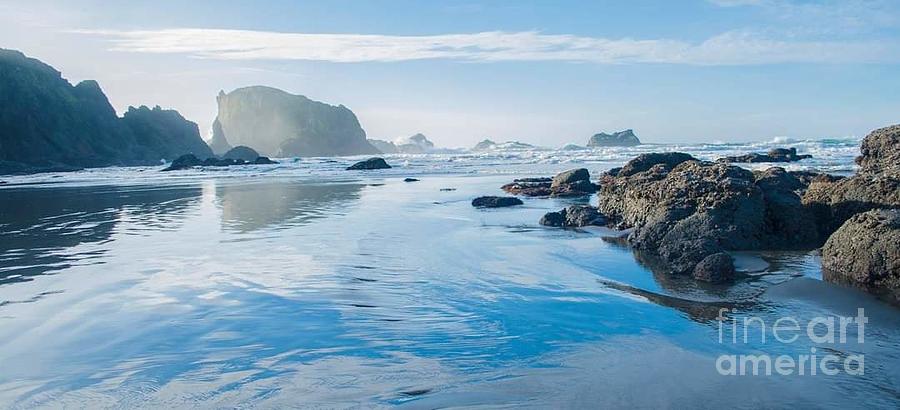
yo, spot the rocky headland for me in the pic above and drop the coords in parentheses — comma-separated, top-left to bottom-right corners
(0, 49, 213, 175)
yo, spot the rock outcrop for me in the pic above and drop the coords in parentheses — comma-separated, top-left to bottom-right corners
(720, 147, 812, 163)
(822, 210, 900, 304)
(210, 86, 379, 158)
(222, 146, 261, 162)
(587, 129, 641, 147)
(802, 125, 900, 239)
(346, 157, 391, 170)
(502, 168, 596, 197)
(597, 154, 821, 282)
(368, 139, 398, 154)
(162, 153, 276, 171)
(540, 205, 606, 228)
(0, 49, 212, 174)
(471, 196, 523, 208)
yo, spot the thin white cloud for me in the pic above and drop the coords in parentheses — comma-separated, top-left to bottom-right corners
(75, 28, 898, 65)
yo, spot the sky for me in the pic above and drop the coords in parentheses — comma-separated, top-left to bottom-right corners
(2, 0, 899, 147)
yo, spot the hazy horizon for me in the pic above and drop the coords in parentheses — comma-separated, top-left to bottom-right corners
(3, 0, 899, 147)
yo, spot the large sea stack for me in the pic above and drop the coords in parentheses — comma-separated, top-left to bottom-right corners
(209, 86, 379, 157)
(0, 48, 212, 174)
(587, 129, 641, 147)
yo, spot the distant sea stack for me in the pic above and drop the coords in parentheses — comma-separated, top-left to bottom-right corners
(471, 139, 535, 151)
(209, 86, 379, 157)
(587, 129, 641, 147)
(0, 48, 212, 174)
(368, 133, 435, 154)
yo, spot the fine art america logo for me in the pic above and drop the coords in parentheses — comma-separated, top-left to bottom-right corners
(715, 308, 867, 376)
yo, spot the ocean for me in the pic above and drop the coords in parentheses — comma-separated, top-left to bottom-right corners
(1, 138, 899, 408)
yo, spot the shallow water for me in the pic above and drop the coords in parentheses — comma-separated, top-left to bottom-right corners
(1, 143, 899, 408)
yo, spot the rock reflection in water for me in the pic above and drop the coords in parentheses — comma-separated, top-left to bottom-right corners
(215, 181, 364, 232)
(0, 185, 201, 284)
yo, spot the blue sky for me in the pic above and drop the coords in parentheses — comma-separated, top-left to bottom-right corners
(2, 0, 899, 147)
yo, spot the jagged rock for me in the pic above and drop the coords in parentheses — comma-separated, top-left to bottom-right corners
(856, 124, 900, 176)
(617, 152, 697, 177)
(692, 253, 736, 283)
(501, 169, 596, 198)
(802, 125, 900, 238)
(394, 133, 434, 154)
(587, 129, 641, 147)
(720, 147, 812, 163)
(223, 146, 261, 162)
(0, 49, 213, 174)
(549, 168, 596, 197)
(552, 168, 590, 187)
(347, 157, 391, 170)
(471, 196, 523, 208)
(501, 178, 553, 197)
(368, 139, 398, 154)
(822, 210, 900, 304)
(211, 86, 379, 157)
(162, 153, 276, 171)
(208, 118, 232, 155)
(598, 156, 820, 281)
(540, 205, 606, 228)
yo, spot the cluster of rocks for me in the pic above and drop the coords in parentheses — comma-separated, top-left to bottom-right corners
(163, 146, 276, 171)
(719, 147, 812, 163)
(595, 152, 826, 283)
(806, 125, 900, 302)
(501, 168, 596, 197)
(539, 205, 606, 228)
(470, 126, 900, 299)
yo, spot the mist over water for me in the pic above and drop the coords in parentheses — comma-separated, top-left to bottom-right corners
(1, 140, 898, 408)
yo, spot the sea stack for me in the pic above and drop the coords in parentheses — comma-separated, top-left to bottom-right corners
(587, 129, 641, 147)
(209, 86, 380, 157)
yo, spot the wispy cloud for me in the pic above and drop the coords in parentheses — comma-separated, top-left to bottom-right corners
(75, 28, 898, 65)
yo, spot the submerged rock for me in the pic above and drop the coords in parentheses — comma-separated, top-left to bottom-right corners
(692, 253, 736, 284)
(822, 210, 900, 304)
(587, 129, 641, 147)
(540, 205, 606, 228)
(502, 178, 553, 197)
(162, 153, 276, 171)
(471, 196, 523, 208)
(347, 157, 391, 170)
(720, 147, 812, 163)
(163, 154, 203, 171)
(502, 169, 596, 198)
